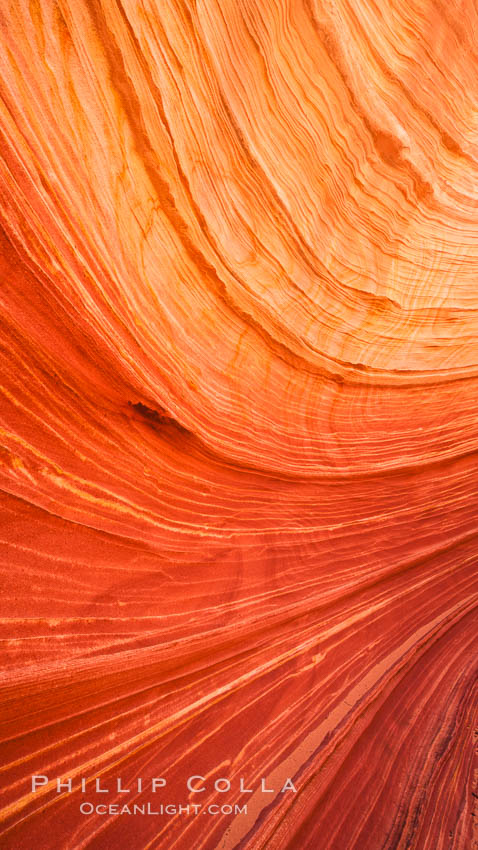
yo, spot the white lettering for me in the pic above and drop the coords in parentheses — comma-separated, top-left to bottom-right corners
(187, 775, 206, 792)
(32, 776, 48, 792)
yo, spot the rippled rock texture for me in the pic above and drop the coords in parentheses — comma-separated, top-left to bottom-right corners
(1, 1, 477, 848)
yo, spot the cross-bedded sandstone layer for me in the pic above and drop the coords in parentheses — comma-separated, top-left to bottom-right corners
(0, 1, 477, 848)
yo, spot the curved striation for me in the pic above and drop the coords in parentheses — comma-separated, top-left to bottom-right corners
(0, 1, 477, 848)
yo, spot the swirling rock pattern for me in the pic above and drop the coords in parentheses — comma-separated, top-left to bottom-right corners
(0, 1, 477, 848)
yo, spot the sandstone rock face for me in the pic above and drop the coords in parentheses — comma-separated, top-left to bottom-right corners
(0, 2, 477, 848)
